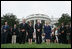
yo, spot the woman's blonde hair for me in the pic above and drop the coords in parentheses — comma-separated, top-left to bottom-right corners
(45, 20, 50, 25)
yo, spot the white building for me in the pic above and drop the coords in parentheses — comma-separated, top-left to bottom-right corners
(19, 14, 58, 32)
(20, 14, 58, 25)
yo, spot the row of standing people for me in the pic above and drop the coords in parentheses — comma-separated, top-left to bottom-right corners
(1, 19, 71, 44)
(1, 19, 42, 44)
(1, 19, 34, 44)
(1, 19, 50, 44)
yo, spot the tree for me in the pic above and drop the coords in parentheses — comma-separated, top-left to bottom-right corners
(1, 13, 19, 27)
(58, 13, 71, 25)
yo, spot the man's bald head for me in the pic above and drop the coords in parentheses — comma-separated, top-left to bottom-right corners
(22, 18, 26, 23)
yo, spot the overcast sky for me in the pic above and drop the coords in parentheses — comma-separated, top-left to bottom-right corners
(1, 1, 71, 19)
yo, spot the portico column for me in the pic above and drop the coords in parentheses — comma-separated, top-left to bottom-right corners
(34, 20, 36, 33)
(34, 20, 36, 43)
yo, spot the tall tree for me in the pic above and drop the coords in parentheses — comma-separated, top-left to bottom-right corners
(1, 13, 19, 27)
(58, 13, 71, 25)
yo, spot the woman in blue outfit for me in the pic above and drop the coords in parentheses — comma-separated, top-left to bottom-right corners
(44, 21, 51, 44)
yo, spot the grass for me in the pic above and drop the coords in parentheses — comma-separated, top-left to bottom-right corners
(1, 42, 71, 48)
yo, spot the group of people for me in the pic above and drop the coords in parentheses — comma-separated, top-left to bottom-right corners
(51, 23, 71, 44)
(1, 19, 71, 44)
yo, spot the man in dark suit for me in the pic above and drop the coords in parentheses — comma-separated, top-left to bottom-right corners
(35, 20, 42, 44)
(59, 23, 66, 44)
(1, 21, 10, 44)
(19, 19, 28, 44)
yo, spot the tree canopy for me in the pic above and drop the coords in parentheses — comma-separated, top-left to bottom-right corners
(1, 13, 19, 27)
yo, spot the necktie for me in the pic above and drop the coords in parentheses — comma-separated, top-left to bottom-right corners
(38, 24, 39, 26)
(23, 23, 25, 26)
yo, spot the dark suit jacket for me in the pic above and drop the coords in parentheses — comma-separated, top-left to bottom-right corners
(60, 26, 66, 39)
(60, 26, 65, 34)
(19, 23, 28, 33)
(12, 27, 19, 35)
(2, 25, 10, 33)
(35, 23, 42, 33)
(27, 24, 34, 34)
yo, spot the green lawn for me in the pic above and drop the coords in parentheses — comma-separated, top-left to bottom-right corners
(1, 42, 71, 48)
